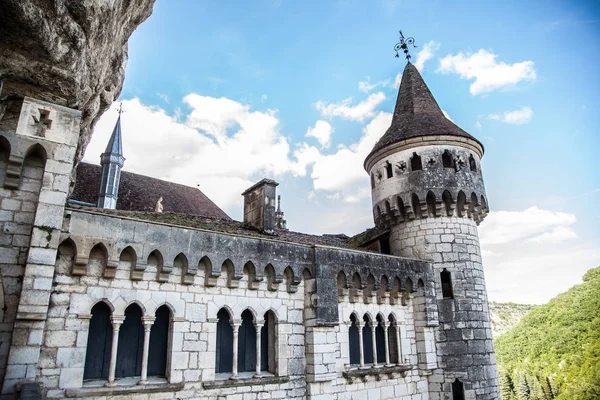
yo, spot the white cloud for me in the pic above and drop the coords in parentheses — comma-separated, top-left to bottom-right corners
(358, 77, 390, 93)
(261, 94, 268, 102)
(442, 109, 454, 123)
(475, 121, 482, 129)
(479, 207, 599, 304)
(479, 207, 577, 245)
(414, 41, 440, 72)
(488, 106, 533, 125)
(437, 49, 536, 95)
(305, 120, 334, 148)
(84, 97, 310, 214)
(316, 92, 386, 121)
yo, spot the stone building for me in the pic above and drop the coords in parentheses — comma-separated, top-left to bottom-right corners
(0, 62, 500, 399)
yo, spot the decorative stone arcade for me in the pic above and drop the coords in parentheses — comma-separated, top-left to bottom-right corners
(364, 62, 500, 399)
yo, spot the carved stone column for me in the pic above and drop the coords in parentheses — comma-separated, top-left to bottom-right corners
(254, 322, 263, 377)
(383, 321, 391, 366)
(106, 315, 124, 386)
(357, 320, 365, 368)
(370, 321, 378, 367)
(230, 322, 241, 379)
(138, 316, 156, 385)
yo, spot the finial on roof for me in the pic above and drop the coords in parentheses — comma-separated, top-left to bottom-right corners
(117, 102, 125, 116)
(394, 30, 417, 61)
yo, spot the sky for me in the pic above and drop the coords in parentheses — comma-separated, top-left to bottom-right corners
(83, 0, 600, 305)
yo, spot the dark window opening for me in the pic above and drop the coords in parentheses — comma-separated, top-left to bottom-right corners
(375, 316, 386, 364)
(411, 194, 422, 219)
(370, 173, 375, 189)
(238, 310, 256, 372)
(426, 192, 437, 218)
(452, 379, 465, 400)
(442, 150, 454, 169)
(148, 305, 170, 377)
(216, 309, 233, 373)
(385, 161, 393, 179)
(116, 304, 144, 378)
(261, 311, 277, 373)
(362, 317, 373, 364)
(469, 154, 477, 172)
(410, 152, 422, 171)
(442, 190, 453, 217)
(441, 269, 454, 299)
(379, 236, 391, 255)
(387, 319, 399, 364)
(84, 302, 112, 380)
(348, 314, 360, 365)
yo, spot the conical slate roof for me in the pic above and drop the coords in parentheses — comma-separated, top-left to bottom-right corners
(367, 62, 482, 160)
(103, 115, 123, 155)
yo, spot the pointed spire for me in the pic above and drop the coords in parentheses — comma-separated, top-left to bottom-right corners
(103, 115, 123, 156)
(366, 63, 482, 162)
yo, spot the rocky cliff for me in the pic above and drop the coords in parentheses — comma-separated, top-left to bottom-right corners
(489, 301, 535, 338)
(0, 0, 154, 163)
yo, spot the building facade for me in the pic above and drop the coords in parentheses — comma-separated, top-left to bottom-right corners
(0, 63, 500, 399)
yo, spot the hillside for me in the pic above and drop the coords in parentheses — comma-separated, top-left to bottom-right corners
(494, 266, 600, 400)
(489, 302, 535, 338)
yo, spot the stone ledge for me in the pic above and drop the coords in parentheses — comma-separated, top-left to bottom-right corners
(203, 375, 289, 389)
(342, 364, 413, 381)
(64, 382, 184, 398)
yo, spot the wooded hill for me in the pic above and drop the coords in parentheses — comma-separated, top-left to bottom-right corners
(494, 266, 600, 400)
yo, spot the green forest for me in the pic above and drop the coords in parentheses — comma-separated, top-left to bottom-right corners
(494, 266, 600, 400)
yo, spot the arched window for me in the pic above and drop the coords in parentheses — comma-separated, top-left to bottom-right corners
(441, 269, 454, 299)
(148, 305, 170, 377)
(469, 154, 477, 172)
(238, 310, 256, 372)
(216, 308, 233, 373)
(457, 191, 466, 217)
(116, 304, 144, 378)
(426, 191, 437, 218)
(362, 315, 373, 365)
(385, 161, 393, 179)
(261, 311, 277, 373)
(442, 150, 454, 169)
(348, 314, 360, 365)
(452, 379, 465, 400)
(411, 194, 422, 219)
(410, 152, 422, 171)
(84, 302, 112, 380)
(397, 197, 406, 222)
(387, 315, 399, 364)
(375, 315, 386, 365)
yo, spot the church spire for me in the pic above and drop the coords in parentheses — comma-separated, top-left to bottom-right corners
(97, 107, 126, 209)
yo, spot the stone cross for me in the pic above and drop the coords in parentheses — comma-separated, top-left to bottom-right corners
(31, 108, 52, 137)
(427, 158, 436, 167)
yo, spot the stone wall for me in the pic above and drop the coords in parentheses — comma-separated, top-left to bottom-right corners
(391, 217, 500, 399)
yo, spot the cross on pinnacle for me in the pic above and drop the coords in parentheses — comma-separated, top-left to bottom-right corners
(394, 30, 417, 61)
(31, 108, 52, 137)
(117, 102, 125, 115)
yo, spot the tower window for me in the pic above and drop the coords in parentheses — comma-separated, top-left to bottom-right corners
(452, 379, 465, 400)
(441, 269, 454, 299)
(469, 154, 477, 172)
(410, 152, 422, 171)
(442, 150, 454, 169)
(385, 161, 393, 179)
(370, 173, 375, 189)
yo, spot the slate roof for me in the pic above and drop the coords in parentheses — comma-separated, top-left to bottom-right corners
(71, 162, 231, 220)
(67, 207, 357, 249)
(103, 116, 123, 156)
(366, 62, 483, 161)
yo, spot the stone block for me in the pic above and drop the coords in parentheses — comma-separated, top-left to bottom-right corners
(56, 348, 86, 368)
(58, 367, 84, 389)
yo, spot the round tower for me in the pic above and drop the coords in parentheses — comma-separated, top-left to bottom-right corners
(364, 63, 499, 399)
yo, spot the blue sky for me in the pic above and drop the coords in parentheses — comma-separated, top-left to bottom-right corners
(84, 0, 600, 304)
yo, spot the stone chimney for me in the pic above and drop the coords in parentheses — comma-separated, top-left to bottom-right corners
(242, 178, 278, 234)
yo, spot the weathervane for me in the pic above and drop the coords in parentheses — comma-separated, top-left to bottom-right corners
(394, 30, 417, 61)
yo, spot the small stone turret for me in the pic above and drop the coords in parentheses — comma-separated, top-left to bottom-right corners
(365, 62, 499, 399)
(97, 114, 125, 209)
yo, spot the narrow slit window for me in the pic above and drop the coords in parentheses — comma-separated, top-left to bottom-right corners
(441, 269, 454, 299)
(442, 150, 454, 169)
(385, 161, 393, 179)
(452, 379, 465, 400)
(469, 154, 477, 172)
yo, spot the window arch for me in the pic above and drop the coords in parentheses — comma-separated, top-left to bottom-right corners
(375, 314, 386, 365)
(453, 379, 465, 400)
(116, 304, 144, 378)
(411, 194, 422, 219)
(84, 302, 113, 380)
(426, 191, 437, 218)
(348, 314, 360, 365)
(442, 190, 453, 217)
(148, 305, 170, 377)
(238, 309, 257, 372)
(216, 308, 233, 373)
(441, 269, 454, 299)
(261, 311, 277, 374)
(410, 152, 422, 171)
(362, 314, 374, 365)
(387, 314, 399, 364)
(457, 191, 466, 217)
(442, 150, 454, 169)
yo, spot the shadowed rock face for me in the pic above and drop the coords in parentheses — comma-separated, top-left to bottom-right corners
(0, 0, 155, 163)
